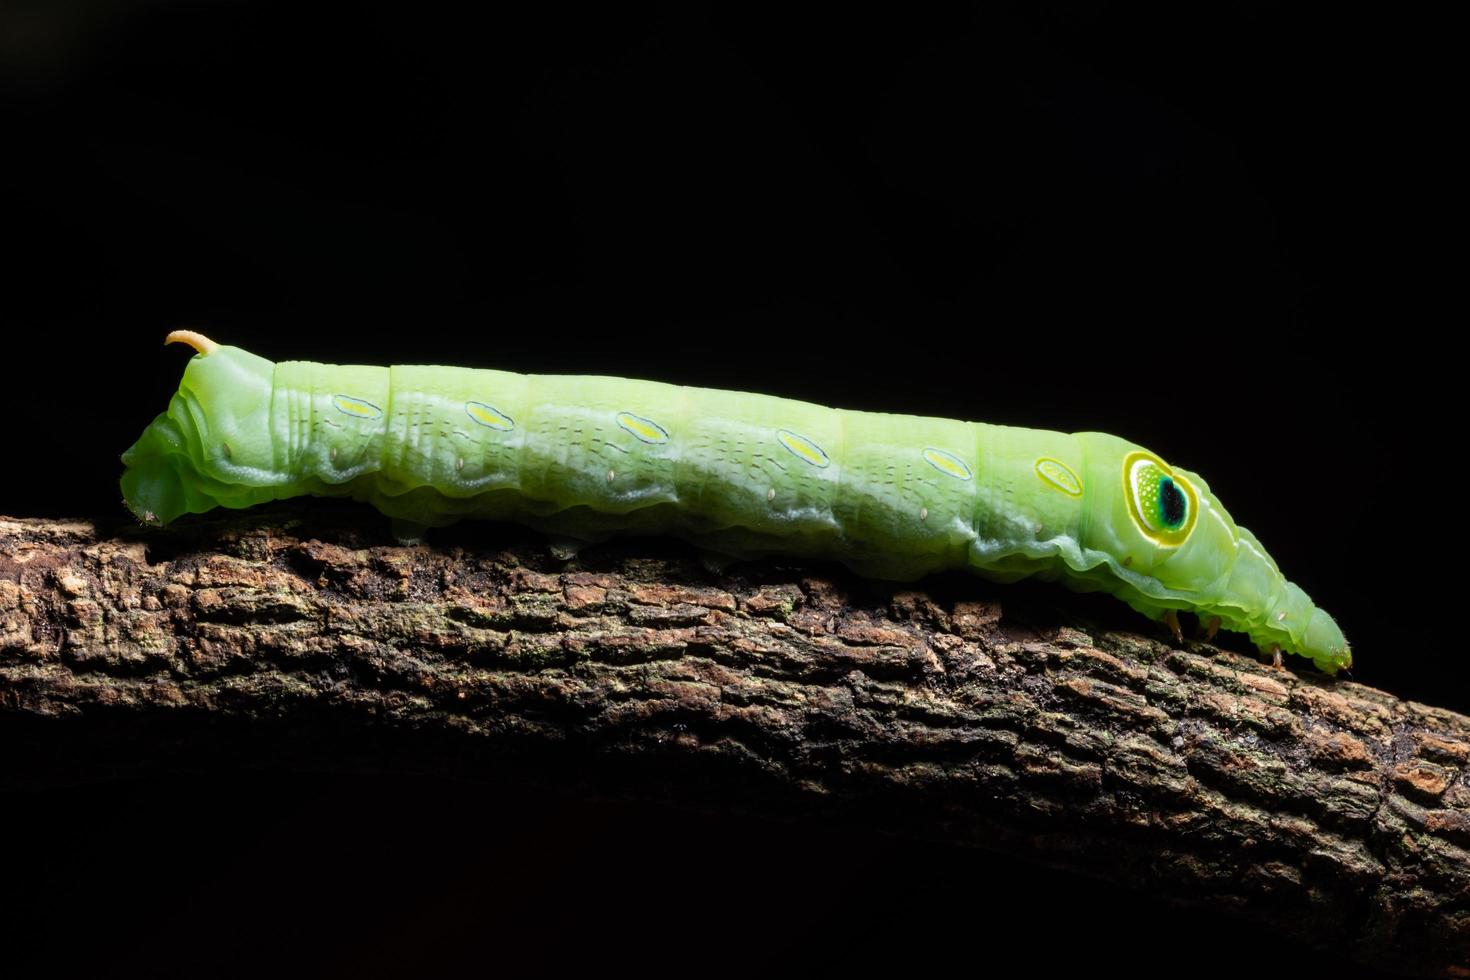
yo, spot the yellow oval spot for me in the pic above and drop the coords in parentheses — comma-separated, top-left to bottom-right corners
(465, 401, 514, 431)
(777, 429, 829, 468)
(616, 411, 669, 444)
(332, 394, 383, 421)
(1035, 458, 1082, 497)
(922, 447, 972, 481)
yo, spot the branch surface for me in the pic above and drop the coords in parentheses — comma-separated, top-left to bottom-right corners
(1, 512, 1466, 977)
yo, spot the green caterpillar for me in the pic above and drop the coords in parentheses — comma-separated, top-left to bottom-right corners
(121, 332, 1351, 675)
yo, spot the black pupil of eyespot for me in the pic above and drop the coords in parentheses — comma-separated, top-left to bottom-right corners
(1159, 478, 1186, 528)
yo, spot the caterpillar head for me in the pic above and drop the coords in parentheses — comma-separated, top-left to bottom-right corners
(120, 332, 278, 524)
(1078, 434, 1351, 675)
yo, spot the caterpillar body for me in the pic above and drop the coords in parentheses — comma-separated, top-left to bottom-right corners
(121, 332, 1351, 674)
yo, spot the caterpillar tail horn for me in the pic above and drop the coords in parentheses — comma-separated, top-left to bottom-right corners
(164, 330, 220, 356)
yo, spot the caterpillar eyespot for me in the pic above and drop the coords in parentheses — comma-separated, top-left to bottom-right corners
(1123, 451, 1199, 547)
(120, 335, 1351, 676)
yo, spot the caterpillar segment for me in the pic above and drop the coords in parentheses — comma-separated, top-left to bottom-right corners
(121, 334, 1351, 675)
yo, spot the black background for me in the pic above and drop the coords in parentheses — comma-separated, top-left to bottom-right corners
(1, 2, 1440, 976)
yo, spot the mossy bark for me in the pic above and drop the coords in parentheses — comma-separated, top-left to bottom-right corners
(2, 511, 1467, 977)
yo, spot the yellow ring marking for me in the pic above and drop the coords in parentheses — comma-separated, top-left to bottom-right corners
(922, 447, 972, 481)
(777, 429, 829, 468)
(465, 401, 515, 431)
(332, 394, 383, 421)
(1035, 458, 1082, 496)
(616, 411, 670, 444)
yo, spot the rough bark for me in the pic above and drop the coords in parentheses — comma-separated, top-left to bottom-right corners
(1, 510, 1466, 977)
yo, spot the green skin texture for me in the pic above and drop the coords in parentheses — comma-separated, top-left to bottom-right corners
(121, 344, 1351, 674)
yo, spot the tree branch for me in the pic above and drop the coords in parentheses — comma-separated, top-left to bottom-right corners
(1, 511, 1466, 977)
